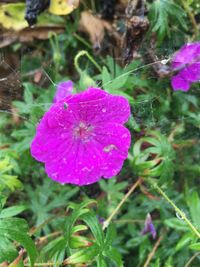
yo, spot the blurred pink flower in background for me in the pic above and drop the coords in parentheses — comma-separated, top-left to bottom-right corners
(171, 42, 200, 91)
(53, 80, 73, 103)
(31, 88, 131, 186)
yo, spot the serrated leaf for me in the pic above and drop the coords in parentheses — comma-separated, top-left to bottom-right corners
(0, 158, 22, 191)
(0, 236, 17, 263)
(0, 205, 27, 219)
(103, 247, 123, 267)
(0, 218, 37, 266)
(104, 224, 117, 247)
(80, 212, 104, 246)
(149, 0, 187, 42)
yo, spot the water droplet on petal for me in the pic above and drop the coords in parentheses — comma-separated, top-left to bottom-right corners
(103, 144, 117, 153)
(63, 158, 67, 163)
(102, 108, 106, 113)
(52, 172, 58, 178)
(81, 167, 90, 172)
(122, 133, 128, 138)
(75, 178, 79, 183)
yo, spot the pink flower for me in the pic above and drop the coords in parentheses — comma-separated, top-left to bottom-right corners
(53, 80, 73, 103)
(31, 88, 131, 186)
(171, 42, 200, 91)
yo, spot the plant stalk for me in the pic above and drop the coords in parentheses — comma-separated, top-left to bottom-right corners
(148, 179, 200, 239)
(103, 177, 142, 230)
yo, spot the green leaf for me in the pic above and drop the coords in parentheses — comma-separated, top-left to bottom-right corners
(0, 205, 27, 219)
(149, 0, 187, 42)
(104, 224, 116, 247)
(0, 158, 22, 191)
(189, 242, 200, 251)
(69, 235, 91, 249)
(42, 237, 66, 259)
(102, 67, 128, 91)
(132, 131, 175, 181)
(81, 212, 104, 246)
(175, 233, 193, 251)
(66, 244, 100, 264)
(164, 218, 189, 231)
(23, 83, 34, 105)
(186, 191, 200, 228)
(97, 256, 107, 267)
(103, 247, 123, 267)
(0, 236, 17, 263)
(0, 218, 37, 266)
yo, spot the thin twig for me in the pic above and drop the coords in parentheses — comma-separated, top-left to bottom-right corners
(103, 177, 142, 230)
(143, 235, 163, 267)
(184, 252, 200, 267)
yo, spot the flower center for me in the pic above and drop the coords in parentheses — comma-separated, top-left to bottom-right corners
(73, 121, 93, 142)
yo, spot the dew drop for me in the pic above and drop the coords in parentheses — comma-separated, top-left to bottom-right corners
(81, 167, 90, 172)
(176, 211, 185, 220)
(52, 172, 58, 178)
(102, 108, 106, 113)
(122, 133, 128, 138)
(103, 144, 117, 153)
(63, 158, 67, 163)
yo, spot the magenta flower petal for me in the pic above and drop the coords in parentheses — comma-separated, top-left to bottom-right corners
(171, 74, 190, 91)
(66, 87, 130, 124)
(172, 42, 200, 69)
(171, 42, 200, 91)
(53, 80, 73, 103)
(30, 88, 131, 186)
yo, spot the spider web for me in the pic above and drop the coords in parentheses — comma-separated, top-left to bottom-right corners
(0, 46, 193, 135)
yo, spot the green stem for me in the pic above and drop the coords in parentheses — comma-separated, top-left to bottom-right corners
(74, 50, 102, 74)
(24, 262, 64, 266)
(148, 179, 200, 239)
